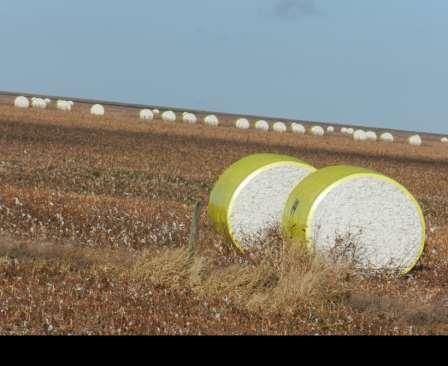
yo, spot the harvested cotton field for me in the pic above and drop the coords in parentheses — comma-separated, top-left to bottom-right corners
(1, 93, 448, 335)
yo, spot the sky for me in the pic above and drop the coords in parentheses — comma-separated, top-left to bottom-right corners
(1, 0, 448, 133)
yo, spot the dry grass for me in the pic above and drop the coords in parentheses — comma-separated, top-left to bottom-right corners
(1, 99, 448, 334)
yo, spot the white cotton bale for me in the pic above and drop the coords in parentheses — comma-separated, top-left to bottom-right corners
(340, 127, 348, 134)
(182, 112, 197, 124)
(311, 126, 325, 137)
(152, 109, 160, 116)
(366, 131, 378, 141)
(291, 123, 306, 134)
(408, 135, 422, 146)
(255, 120, 269, 131)
(327, 126, 335, 133)
(204, 114, 219, 127)
(380, 132, 394, 143)
(139, 109, 154, 121)
(31, 98, 46, 109)
(90, 104, 105, 116)
(273, 121, 287, 133)
(14, 96, 30, 109)
(283, 165, 426, 274)
(56, 100, 72, 111)
(441, 137, 448, 144)
(235, 118, 250, 129)
(353, 129, 367, 141)
(161, 110, 176, 123)
(208, 153, 316, 252)
(44, 98, 51, 105)
(346, 128, 354, 135)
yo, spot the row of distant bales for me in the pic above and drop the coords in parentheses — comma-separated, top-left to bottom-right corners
(13, 95, 448, 146)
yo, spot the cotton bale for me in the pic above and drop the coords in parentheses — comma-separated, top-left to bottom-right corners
(340, 127, 348, 134)
(311, 126, 325, 137)
(380, 132, 394, 143)
(353, 129, 367, 141)
(183, 112, 197, 124)
(204, 114, 219, 127)
(291, 123, 306, 134)
(282, 165, 426, 274)
(441, 137, 448, 144)
(408, 135, 422, 146)
(346, 128, 354, 135)
(152, 109, 160, 116)
(273, 121, 287, 133)
(208, 153, 316, 253)
(255, 120, 269, 131)
(327, 126, 335, 133)
(14, 96, 30, 109)
(139, 109, 154, 121)
(90, 104, 105, 116)
(366, 131, 378, 141)
(32, 98, 46, 109)
(235, 118, 250, 129)
(162, 110, 176, 123)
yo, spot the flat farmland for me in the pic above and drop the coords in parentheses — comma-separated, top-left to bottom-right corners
(0, 98, 447, 335)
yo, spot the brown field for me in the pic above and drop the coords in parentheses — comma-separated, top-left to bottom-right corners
(0, 96, 448, 335)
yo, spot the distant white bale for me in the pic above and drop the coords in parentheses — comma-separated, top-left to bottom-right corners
(204, 114, 219, 127)
(235, 118, 250, 129)
(366, 131, 378, 141)
(408, 135, 422, 146)
(353, 129, 367, 141)
(31, 98, 46, 109)
(183, 112, 197, 124)
(44, 98, 51, 105)
(380, 132, 394, 143)
(139, 109, 154, 121)
(14, 96, 30, 109)
(327, 126, 335, 133)
(56, 100, 72, 111)
(441, 137, 448, 144)
(291, 123, 306, 134)
(162, 110, 176, 122)
(255, 120, 269, 131)
(311, 126, 325, 137)
(273, 121, 287, 133)
(152, 109, 160, 116)
(90, 104, 105, 116)
(68, 101, 74, 107)
(346, 128, 355, 135)
(340, 127, 348, 134)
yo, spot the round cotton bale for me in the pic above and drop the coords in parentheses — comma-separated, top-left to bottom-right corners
(353, 129, 367, 141)
(208, 153, 316, 253)
(273, 121, 287, 133)
(408, 134, 422, 146)
(291, 123, 306, 134)
(346, 128, 354, 135)
(204, 114, 219, 127)
(152, 109, 160, 116)
(183, 112, 197, 124)
(380, 132, 394, 143)
(441, 137, 448, 144)
(32, 98, 46, 109)
(327, 126, 335, 133)
(311, 126, 325, 137)
(255, 120, 269, 131)
(366, 131, 378, 141)
(235, 118, 250, 129)
(282, 165, 426, 274)
(44, 98, 51, 105)
(162, 110, 176, 123)
(139, 109, 154, 121)
(340, 127, 348, 134)
(14, 96, 30, 109)
(90, 104, 105, 116)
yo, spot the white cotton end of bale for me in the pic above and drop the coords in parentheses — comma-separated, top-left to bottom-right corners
(90, 104, 105, 116)
(44, 98, 51, 105)
(346, 128, 354, 135)
(161, 111, 176, 123)
(152, 109, 160, 116)
(182, 112, 197, 124)
(139, 109, 154, 121)
(340, 127, 348, 134)
(56, 100, 72, 112)
(273, 121, 287, 133)
(441, 137, 448, 144)
(327, 126, 335, 133)
(254, 120, 269, 131)
(14, 96, 30, 109)
(283, 165, 426, 274)
(31, 98, 46, 109)
(408, 135, 422, 146)
(353, 129, 367, 141)
(380, 132, 394, 143)
(235, 118, 250, 129)
(366, 131, 378, 141)
(291, 123, 306, 134)
(208, 154, 316, 252)
(204, 114, 219, 127)
(311, 126, 325, 137)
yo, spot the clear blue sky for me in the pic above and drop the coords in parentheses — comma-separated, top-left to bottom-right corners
(2, 0, 448, 133)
